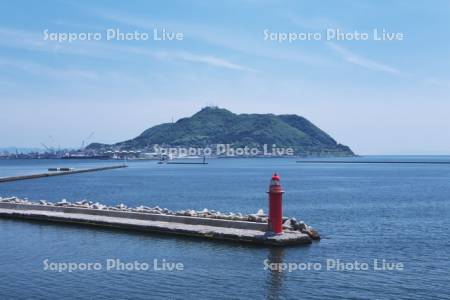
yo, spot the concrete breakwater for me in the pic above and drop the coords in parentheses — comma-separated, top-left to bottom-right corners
(0, 197, 319, 246)
(0, 165, 128, 183)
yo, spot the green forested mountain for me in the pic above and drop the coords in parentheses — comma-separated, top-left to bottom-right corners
(88, 107, 354, 156)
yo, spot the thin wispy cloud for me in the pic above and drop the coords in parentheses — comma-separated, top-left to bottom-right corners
(0, 26, 113, 59)
(175, 52, 256, 71)
(65, 5, 257, 72)
(287, 14, 413, 77)
(0, 27, 47, 48)
(89, 8, 330, 67)
(288, 15, 341, 31)
(0, 57, 99, 80)
(327, 42, 407, 77)
(0, 26, 254, 72)
(111, 45, 256, 71)
(424, 77, 450, 88)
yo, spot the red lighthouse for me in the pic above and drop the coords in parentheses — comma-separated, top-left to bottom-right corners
(268, 173, 284, 234)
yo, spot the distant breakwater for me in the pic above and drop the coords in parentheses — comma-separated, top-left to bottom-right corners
(0, 165, 128, 183)
(296, 160, 450, 164)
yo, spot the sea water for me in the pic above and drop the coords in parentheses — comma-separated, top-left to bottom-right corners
(0, 157, 449, 299)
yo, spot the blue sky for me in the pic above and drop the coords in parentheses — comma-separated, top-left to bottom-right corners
(1, 0, 449, 154)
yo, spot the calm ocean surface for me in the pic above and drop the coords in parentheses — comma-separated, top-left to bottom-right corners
(0, 157, 449, 299)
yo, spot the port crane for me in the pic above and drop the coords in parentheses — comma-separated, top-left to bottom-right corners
(80, 132, 95, 150)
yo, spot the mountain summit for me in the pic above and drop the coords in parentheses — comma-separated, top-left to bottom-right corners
(88, 107, 354, 156)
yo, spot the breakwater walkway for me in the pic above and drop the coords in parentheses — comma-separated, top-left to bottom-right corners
(0, 198, 315, 246)
(0, 165, 128, 183)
